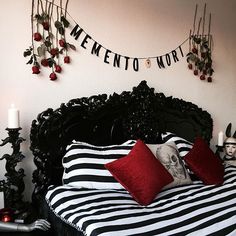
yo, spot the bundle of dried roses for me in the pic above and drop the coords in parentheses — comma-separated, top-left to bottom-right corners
(24, 0, 75, 81)
(186, 4, 214, 83)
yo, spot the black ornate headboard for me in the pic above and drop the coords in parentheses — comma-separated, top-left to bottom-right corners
(30, 80, 213, 201)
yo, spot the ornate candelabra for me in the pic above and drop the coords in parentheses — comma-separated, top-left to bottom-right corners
(0, 128, 27, 213)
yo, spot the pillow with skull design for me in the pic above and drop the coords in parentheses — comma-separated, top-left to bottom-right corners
(147, 142, 192, 189)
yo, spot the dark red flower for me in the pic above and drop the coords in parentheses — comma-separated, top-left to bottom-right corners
(50, 48, 59, 56)
(200, 74, 206, 80)
(192, 48, 198, 54)
(33, 32, 42, 41)
(49, 72, 57, 81)
(64, 56, 70, 64)
(59, 39, 66, 48)
(42, 21, 49, 30)
(32, 65, 40, 74)
(188, 63, 193, 70)
(207, 76, 212, 83)
(41, 58, 49, 67)
(193, 69, 198, 76)
(201, 52, 206, 58)
(55, 65, 62, 73)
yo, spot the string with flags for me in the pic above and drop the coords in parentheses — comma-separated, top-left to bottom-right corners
(25, 0, 213, 77)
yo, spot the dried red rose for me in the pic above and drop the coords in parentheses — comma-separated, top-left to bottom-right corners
(188, 63, 193, 70)
(41, 59, 49, 67)
(55, 65, 62, 73)
(49, 72, 57, 80)
(64, 56, 70, 63)
(32, 65, 40, 74)
(33, 32, 42, 41)
(50, 48, 59, 56)
(59, 39, 66, 48)
(192, 48, 198, 54)
(200, 74, 206, 80)
(207, 76, 212, 82)
(42, 21, 49, 30)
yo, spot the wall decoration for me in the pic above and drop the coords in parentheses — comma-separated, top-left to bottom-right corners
(24, 1, 214, 79)
(69, 24, 187, 72)
(24, 0, 75, 81)
(187, 4, 214, 82)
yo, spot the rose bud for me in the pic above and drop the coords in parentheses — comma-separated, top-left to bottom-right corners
(59, 39, 66, 48)
(200, 74, 206, 80)
(188, 63, 193, 70)
(49, 72, 57, 81)
(207, 76, 212, 82)
(192, 48, 198, 54)
(55, 65, 62, 73)
(32, 65, 40, 74)
(50, 48, 59, 56)
(201, 52, 206, 58)
(64, 56, 70, 64)
(193, 69, 198, 76)
(33, 32, 42, 41)
(41, 58, 49, 67)
(42, 21, 49, 30)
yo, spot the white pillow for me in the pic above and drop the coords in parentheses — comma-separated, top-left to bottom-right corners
(62, 140, 136, 189)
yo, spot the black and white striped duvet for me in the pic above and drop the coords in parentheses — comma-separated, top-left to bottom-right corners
(46, 165, 236, 236)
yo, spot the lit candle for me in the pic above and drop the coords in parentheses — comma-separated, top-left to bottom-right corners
(0, 191, 4, 209)
(218, 131, 224, 146)
(8, 104, 20, 128)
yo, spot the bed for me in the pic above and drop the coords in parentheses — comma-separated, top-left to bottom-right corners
(30, 80, 236, 235)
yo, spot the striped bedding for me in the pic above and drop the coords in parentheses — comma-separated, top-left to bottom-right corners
(45, 165, 236, 236)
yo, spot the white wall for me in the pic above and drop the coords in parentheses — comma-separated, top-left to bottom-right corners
(0, 0, 235, 201)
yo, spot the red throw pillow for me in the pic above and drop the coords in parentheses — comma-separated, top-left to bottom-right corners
(105, 140, 173, 206)
(184, 137, 224, 185)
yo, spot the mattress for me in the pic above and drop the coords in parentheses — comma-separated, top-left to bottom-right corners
(45, 165, 236, 236)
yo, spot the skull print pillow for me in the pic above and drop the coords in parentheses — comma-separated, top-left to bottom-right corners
(147, 142, 192, 189)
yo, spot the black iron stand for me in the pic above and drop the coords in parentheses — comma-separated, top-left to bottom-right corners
(0, 128, 28, 214)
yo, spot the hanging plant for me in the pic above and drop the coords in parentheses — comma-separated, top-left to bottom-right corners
(186, 4, 214, 83)
(23, 0, 76, 81)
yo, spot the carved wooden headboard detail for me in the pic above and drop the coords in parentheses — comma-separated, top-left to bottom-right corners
(30, 80, 213, 202)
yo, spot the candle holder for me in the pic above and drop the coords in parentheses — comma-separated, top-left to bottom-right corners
(215, 145, 224, 159)
(0, 128, 28, 214)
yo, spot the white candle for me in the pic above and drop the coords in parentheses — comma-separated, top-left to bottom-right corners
(0, 191, 4, 209)
(218, 131, 224, 146)
(8, 104, 20, 128)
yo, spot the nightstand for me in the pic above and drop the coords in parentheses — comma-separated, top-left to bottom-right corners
(0, 205, 52, 236)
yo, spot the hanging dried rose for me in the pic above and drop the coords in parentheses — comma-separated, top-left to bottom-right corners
(188, 63, 193, 70)
(207, 76, 212, 82)
(55, 65, 62, 73)
(64, 56, 70, 64)
(193, 69, 198, 76)
(32, 65, 40, 74)
(42, 21, 49, 30)
(59, 39, 66, 48)
(200, 74, 206, 80)
(50, 48, 59, 56)
(33, 32, 42, 41)
(49, 72, 57, 80)
(41, 59, 49, 67)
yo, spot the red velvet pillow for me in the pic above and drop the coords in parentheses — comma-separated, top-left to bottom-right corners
(105, 140, 173, 206)
(184, 137, 224, 185)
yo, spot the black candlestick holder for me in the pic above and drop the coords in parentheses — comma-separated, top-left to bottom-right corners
(0, 128, 28, 214)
